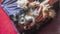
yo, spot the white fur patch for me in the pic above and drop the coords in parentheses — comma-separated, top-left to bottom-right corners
(16, 0, 28, 8)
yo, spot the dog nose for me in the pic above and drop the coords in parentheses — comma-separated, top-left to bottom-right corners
(18, 17, 26, 25)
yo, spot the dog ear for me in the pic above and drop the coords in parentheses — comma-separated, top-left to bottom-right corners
(49, 9, 56, 18)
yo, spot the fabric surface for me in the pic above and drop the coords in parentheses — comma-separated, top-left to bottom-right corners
(0, 5, 18, 34)
(1, 0, 22, 15)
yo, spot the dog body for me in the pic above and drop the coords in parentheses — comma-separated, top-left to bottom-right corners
(10, 0, 56, 34)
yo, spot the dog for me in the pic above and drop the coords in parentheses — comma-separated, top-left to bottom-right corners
(10, 0, 56, 34)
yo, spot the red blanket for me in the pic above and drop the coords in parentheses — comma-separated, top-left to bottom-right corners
(0, 5, 18, 34)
